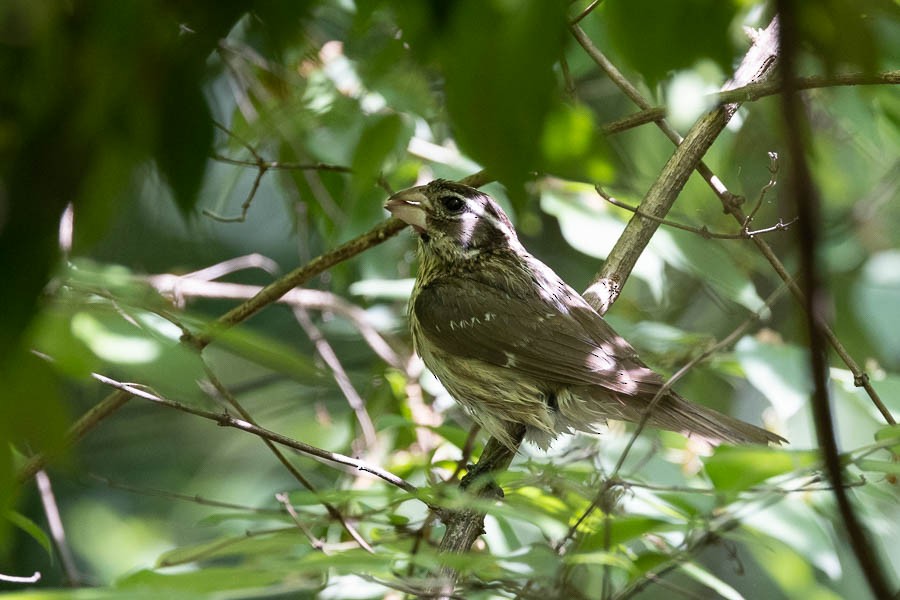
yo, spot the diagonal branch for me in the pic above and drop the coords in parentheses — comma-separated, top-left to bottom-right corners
(201, 363, 374, 552)
(575, 20, 893, 424)
(574, 18, 781, 314)
(191, 169, 492, 350)
(90, 372, 420, 496)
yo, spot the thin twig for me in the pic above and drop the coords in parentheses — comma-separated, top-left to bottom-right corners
(742, 152, 779, 228)
(570, 0, 604, 25)
(560, 53, 577, 101)
(181, 253, 281, 280)
(275, 492, 326, 552)
(292, 306, 378, 450)
(449, 425, 482, 482)
(599, 71, 899, 138)
(89, 372, 420, 497)
(776, 3, 894, 597)
(212, 153, 353, 173)
(35, 471, 80, 586)
(191, 171, 491, 349)
(87, 474, 285, 514)
(207, 120, 352, 222)
(190, 218, 408, 348)
(573, 19, 780, 314)
(597, 186, 796, 239)
(148, 276, 404, 369)
(623, 475, 866, 495)
(203, 162, 268, 223)
(202, 362, 375, 552)
(0, 572, 41, 584)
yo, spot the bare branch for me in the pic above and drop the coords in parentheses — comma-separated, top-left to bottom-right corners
(275, 492, 327, 552)
(573, 18, 893, 423)
(190, 217, 408, 348)
(574, 19, 780, 314)
(191, 171, 491, 349)
(597, 186, 796, 240)
(90, 372, 420, 497)
(0, 572, 41, 584)
(35, 471, 80, 585)
(201, 363, 374, 552)
(292, 306, 378, 450)
(211, 153, 352, 174)
(148, 276, 405, 369)
(569, 0, 603, 25)
(600, 71, 899, 138)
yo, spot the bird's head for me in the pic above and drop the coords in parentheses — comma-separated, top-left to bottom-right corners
(385, 180, 520, 261)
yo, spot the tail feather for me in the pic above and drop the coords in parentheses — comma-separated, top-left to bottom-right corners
(647, 393, 786, 445)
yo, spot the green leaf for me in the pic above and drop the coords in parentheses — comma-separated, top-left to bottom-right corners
(744, 534, 843, 599)
(795, 0, 893, 74)
(0, 350, 69, 455)
(540, 103, 615, 183)
(705, 446, 818, 492)
(734, 337, 812, 421)
(565, 550, 636, 572)
(656, 229, 766, 313)
(681, 562, 745, 600)
(118, 565, 319, 595)
(856, 459, 900, 475)
(351, 113, 408, 188)
(438, 0, 568, 188)
(6, 510, 52, 557)
(214, 326, 324, 383)
(874, 424, 900, 453)
(155, 58, 213, 217)
(580, 516, 682, 551)
(606, 0, 740, 86)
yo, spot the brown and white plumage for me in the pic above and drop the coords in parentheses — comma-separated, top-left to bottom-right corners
(386, 180, 786, 450)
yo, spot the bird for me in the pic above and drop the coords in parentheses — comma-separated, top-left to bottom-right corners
(385, 179, 786, 451)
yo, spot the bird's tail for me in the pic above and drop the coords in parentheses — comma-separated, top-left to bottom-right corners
(641, 393, 786, 445)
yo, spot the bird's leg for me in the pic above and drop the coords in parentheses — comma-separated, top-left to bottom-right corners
(460, 424, 526, 495)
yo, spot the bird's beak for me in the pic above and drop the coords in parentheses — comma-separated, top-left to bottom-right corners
(385, 187, 429, 233)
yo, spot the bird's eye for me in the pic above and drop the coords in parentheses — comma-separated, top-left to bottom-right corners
(439, 195, 466, 213)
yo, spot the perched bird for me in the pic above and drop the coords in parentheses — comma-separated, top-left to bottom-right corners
(386, 179, 786, 450)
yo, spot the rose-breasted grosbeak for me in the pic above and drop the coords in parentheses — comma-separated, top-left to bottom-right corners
(386, 179, 785, 450)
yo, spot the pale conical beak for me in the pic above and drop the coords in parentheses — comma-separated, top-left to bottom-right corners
(385, 187, 429, 233)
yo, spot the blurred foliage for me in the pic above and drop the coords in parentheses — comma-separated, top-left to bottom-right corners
(1, 0, 898, 598)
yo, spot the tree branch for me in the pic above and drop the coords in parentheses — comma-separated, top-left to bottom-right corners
(600, 70, 899, 137)
(574, 18, 780, 314)
(89, 372, 420, 497)
(190, 172, 492, 350)
(201, 363, 374, 552)
(577, 19, 894, 423)
(775, 3, 895, 597)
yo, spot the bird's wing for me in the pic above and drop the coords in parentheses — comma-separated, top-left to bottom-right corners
(413, 276, 665, 396)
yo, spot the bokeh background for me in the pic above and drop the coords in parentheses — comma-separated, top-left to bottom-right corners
(1, 1, 898, 598)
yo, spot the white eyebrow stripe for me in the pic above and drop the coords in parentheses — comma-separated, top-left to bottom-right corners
(460, 198, 514, 241)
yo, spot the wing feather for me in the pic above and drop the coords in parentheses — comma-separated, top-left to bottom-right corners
(414, 275, 664, 396)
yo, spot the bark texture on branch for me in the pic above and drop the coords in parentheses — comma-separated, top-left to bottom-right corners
(582, 19, 780, 314)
